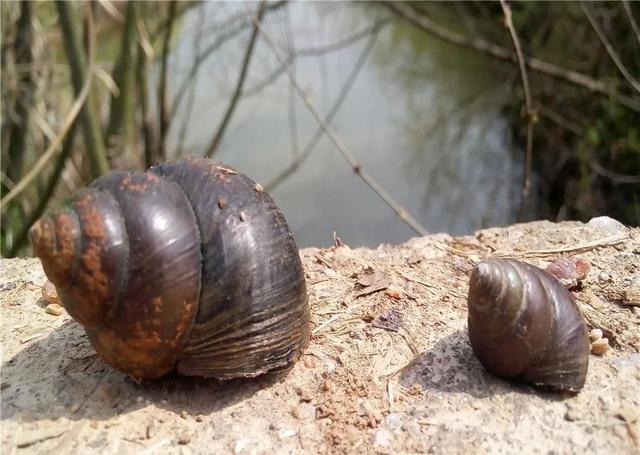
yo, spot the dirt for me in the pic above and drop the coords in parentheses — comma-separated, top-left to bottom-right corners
(1, 219, 639, 454)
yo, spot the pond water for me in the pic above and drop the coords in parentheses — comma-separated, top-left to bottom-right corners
(165, 2, 523, 248)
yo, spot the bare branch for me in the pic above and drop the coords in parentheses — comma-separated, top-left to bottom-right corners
(387, 2, 640, 112)
(55, 0, 108, 178)
(176, 2, 206, 157)
(590, 161, 640, 185)
(1, 65, 95, 210)
(158, 0, 177, 162)
(500, 0, 535, 219)
(622, 0, 640, 47)
(205, 1, 267, 158)
(284, 9, 299, 160)
(169, 1, 288, 122)
(8, 123, 78, 257)
(136, 15, 155, 167)
(241, 20, 389, 99)
(251, 11, 428, 236)
(265, 26, 380, 191)
(580, 2, 640, 95)
(535, 103, 583, 136)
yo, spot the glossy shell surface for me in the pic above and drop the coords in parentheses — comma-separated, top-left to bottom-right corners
(467, 258, 589, 392)
(31, 157, 310, 380)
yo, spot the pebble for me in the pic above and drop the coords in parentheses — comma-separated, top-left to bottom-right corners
(41, 281, 61, 305)
(589, 328, 603, 342)
(587, 216, 626, 234)
(591, 338, 610, 355)
(180, 410, 188, 419)
(177, 432, 191, 445)
(598, 272, 612, 283)
(45, 304, 63, 316)
(292, 403, 316, 420)
(195, 415, 203, 422)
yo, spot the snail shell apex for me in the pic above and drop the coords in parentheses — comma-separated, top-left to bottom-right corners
(31, 157, 310, 380)
(467, 259, 589, 392)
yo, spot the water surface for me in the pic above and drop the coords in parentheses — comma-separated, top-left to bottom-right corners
(166, 2, 522, 247)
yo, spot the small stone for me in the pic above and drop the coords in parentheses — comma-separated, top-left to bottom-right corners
(591, 338, 610, 355)
(42, 281, 61, 306)
(195, 415, 203, 423)
(598, 272, 612, 283)
(180, 410, 188, 419)
(254, 183, 263, 193)
(384, 284, 403, 299)
(45, 304, 63, 316)
(373, 428, 395, 451)
(589, 328, 603, 342)
(177, 432, 191, 445)
(587, 216, 626, 234)
(292, 403, 316, 420)
(385, 413, 402, 430)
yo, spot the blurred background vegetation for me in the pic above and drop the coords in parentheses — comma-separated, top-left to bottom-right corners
(1, 1, 639, 257)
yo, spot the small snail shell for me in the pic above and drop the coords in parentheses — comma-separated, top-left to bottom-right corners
(467, 259, 589, 392)
(30, 157, 310, 380)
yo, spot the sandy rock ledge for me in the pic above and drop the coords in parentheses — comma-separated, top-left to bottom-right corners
(1, 220, 639, 454)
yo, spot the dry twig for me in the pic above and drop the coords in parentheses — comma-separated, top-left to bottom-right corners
(387, 2, 640, 113)
(499, 0, 535, 219)
(205, 1, 267, 158)
(251, 11, 428, 236)
(158, 1, 177, 161)
(580, 2, 640, 95)
(265, 24, 381, 191)
(495, 232, 630, 258)
(1, 66, 94, 210)
(176, 2, 206, 156)
(622, 0, 640, 47)
(242, 21, 389, 99)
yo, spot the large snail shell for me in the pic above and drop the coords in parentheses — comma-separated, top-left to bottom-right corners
(31, 157, 310, 380)
(467, 259, 589, 392)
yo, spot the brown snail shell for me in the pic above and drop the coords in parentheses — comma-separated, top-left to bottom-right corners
(30, 157, 310, 380)
(467, 258, 589, 392)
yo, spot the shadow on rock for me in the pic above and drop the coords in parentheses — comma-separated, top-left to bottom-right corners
(1, 320, 289, 424)
(397, 329, 571, 400)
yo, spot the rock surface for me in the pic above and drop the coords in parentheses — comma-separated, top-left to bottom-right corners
(1, 220, 639, 454)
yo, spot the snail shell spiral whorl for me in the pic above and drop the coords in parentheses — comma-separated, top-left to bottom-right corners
(467, 258, 589, 392)
(31, 157, 310, 380)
